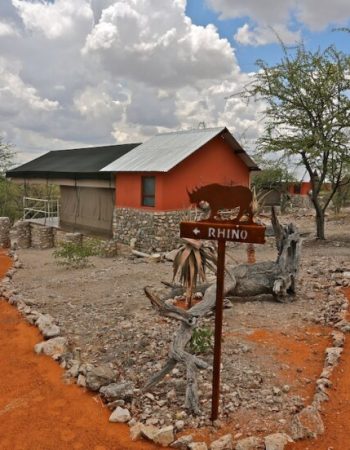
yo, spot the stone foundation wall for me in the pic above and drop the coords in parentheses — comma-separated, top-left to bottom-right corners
(113, 208, 198, 253)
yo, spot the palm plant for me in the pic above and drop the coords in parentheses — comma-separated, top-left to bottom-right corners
(172, 238, 217, 308)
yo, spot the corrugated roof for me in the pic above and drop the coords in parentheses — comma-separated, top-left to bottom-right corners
(101, 127, 258, 172)
(7, 143, 140, 180)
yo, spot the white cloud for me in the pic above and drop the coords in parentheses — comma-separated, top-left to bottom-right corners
(234, 23, 300, 46)
(74, 84, 126, 120)
(0, 0, 263, 163)
(0, 60, 59, 112)
(208, 0, 350, 43)
(13, 0, 93, 39)
(82, 0, 236, 88)
(0, 21, 18, 36)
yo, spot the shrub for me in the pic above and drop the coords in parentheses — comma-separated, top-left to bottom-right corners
(53, 240, 99, 268)
(189, 326, 213, 354)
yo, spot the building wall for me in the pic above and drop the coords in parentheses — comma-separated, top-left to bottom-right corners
(115, 135, 250, 211)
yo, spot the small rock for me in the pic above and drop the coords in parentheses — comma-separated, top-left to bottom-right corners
(130, 422, 143, 441)
(235, 436, 264, 450)
(85, 364, 115, 391)
(331, 331, 345, 348)
(109, 407, 131, 423)
(77, 374, 86, 387)
(291, 405, 324, 440)
(100, 382, 133, 401)
(210, 433, 233, 450)
(167, 388, 177, 402)
(65, 360, 80, 378)
(140, 424, 159, 441)
(175, 420, 185, 432)
(272, 387, 281, 396)
(153, 425, 175, 447)
(264, 433, 294, 450)
(188, 443, 208, 450)
(36, 314, 61, 339)
(34, 337, 68, 359)
(171, 435, 194, 449)
(325, 347, 343, 366)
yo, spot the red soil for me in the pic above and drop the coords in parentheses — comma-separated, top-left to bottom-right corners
(0, 250, 159, 450)
(286, 287, 350, 450)
(245, 327, 331, 403)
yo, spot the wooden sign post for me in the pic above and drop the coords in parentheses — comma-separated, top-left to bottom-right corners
(180, 184, 266, 421)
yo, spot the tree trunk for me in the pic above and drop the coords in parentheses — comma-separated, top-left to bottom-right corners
(313, 200, 325, 240)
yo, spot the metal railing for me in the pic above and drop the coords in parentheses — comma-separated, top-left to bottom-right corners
(23, 197, 60, 224)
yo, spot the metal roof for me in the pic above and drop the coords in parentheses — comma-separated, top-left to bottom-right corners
(101, 127, 258, 173)
(7, 143, 140, 180)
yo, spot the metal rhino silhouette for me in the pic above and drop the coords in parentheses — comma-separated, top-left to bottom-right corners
(187, 183, 253, 223)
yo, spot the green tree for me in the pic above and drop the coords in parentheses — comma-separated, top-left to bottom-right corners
(244, 43, 350, 239)
(0, 137, 22, 221)
(0, 137, 15, 174)
(251, 157, 295, 193)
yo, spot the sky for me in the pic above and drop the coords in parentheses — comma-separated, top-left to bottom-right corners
(0, 0, 349, 166)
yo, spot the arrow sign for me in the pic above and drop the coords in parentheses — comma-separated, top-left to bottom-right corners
(180, 221, 265, 244)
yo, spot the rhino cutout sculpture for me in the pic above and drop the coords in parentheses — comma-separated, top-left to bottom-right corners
(187, 183, 254, 223)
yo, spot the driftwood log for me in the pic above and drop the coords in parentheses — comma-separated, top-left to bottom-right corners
(143, 208, 301, 414)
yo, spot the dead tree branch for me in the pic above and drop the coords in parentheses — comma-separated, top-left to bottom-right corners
(143, 209, 301, 413)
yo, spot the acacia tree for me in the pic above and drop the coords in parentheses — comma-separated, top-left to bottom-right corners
(0, 137, 14, 174)
(244, 43, 350, 239)
(0, 137, 20, 220)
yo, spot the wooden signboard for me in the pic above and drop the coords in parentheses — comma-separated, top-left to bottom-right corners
(180, 184, 265, 421)
(180, 221, 265, 244)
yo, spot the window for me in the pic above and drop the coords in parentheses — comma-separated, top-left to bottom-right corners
(142, 176, 155, 207)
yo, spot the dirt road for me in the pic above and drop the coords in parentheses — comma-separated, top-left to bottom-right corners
(0, 250, 159, 450)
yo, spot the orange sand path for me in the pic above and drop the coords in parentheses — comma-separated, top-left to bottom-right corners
(0, 250, 159, 450)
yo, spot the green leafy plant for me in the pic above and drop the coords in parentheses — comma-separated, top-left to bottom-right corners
(53, 240, 99, 268)
(189, 326, 213, 354)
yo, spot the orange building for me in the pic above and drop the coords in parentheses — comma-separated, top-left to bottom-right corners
(102, 127, 258, 211)
(101, 127, 259, 251)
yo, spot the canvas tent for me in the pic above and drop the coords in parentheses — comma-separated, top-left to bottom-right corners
(6, 144, 140, 236)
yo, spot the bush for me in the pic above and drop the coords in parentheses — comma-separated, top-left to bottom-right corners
(53, 240, 99, 268)
(189, 326, 213, 354)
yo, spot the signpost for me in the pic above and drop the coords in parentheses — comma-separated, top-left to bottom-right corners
(180, 185, 265, 421)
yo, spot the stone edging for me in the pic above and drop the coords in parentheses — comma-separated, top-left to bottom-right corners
(1, 250, 350, 450)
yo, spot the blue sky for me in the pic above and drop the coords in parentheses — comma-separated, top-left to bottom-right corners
(186, 0, 350, 71)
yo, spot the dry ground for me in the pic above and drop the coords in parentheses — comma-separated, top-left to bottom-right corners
(11, 210, 350, 443)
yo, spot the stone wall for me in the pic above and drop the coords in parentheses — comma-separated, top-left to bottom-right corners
(31, 223, 54, 249)
(15, 221, 31, 249)
(0, 217, 11, 248)
(113, 208, 197, 253)
(289, 194, 312, 209)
